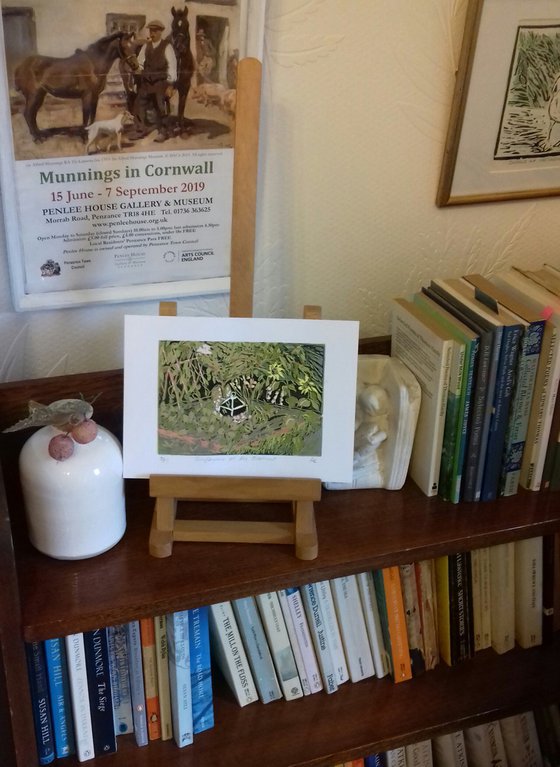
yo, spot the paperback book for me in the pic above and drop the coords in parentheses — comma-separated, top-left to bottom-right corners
(232, 595, 282, 703)
(44, 637, 75, 759)
(83, 628, 116, 756)
(188, 607, 214, 734)
(166, 610, 193, 748)
(25, 641, 56, 766)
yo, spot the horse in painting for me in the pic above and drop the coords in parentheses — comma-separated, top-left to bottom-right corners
(170, 5, 195, 133)
(14, 31, 138, 142)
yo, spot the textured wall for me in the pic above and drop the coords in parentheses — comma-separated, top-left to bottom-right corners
(1, 0, 559, 380)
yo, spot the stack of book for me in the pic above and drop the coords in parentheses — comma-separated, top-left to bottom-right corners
(24, 532, 549, 762)
(391, 264, 560, 502)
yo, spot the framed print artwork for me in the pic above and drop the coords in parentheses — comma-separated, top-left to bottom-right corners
(0, 0, 265, 310)
(123, 315, 360, 483)
(437, 0, 560, 206)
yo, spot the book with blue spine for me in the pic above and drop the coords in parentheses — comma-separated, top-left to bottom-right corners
(365, 754, 387, 767)
(25, 641, 55, 765)
(65, 633, 95, 761)
(107, 623, 134, 736)
(188, 606, 214, 734)
(83, 628, 116, 756)
(44, 636, 76, 758)
(126, 620, 148, 747)
(166, 609, 193, 747)
(454, 278, 525, 500)
(489, 269, 560, 491)
(464, 273, 546, 496)
(232, 595, 282, 703)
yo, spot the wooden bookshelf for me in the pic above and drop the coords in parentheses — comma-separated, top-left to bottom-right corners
(1, 352, 559, 767)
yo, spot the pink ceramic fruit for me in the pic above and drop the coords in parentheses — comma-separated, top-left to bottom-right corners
(71, 419, 98, 444)
(48, 434, 75, 461)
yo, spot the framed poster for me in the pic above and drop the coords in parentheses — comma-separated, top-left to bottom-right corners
(0, 0, 265, 310)
(123, 315, 360, 482)
(437, 0, 560, 206)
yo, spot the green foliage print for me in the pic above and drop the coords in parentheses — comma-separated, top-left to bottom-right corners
(158, 340, 325, 456)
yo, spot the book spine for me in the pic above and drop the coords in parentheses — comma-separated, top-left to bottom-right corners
(44, 636, 75, 758)
(277, 589, 312, 695)
(188, 607, 214, 734)
(300, 583, 338, 693)
(433, 731, 468, 767)
(398, 564, 425, 676)
(107, 623, 134, 736)
(542, 534, 556, 644)
(381, 566, 412, 682)
(405, 740, 433, 767)
(255, 591, 303, 700)
(25, 641, 56, 765)
(208, 601, 259, 707)
(139, 616, 161, 740)
(434, 556, 452, 666)
(514, 537, 543, 648)
(372, 569, 395, 677)
(357, 571, 391, 678)
(413, 560, 439, 670)
(64, 633, 95, 762)
(232, 596, 282, 703)
(126, 620, 149, 747)
(315, 580, 349, 684)
(83, 628, 116, 756)
(166, 610, 193, 747)
(423, 283, 494, 502)
(330, 575, 375, 682)
(385, 747, 407, 767)
(412, 290, 478, 503)
(391, 299, 452, 496)
(489, 542, 516, 654)
(438, 338, 466, 503)
(500, 711, 544, 767)
(521, 321, 559, 491)
(481, 324, 522, 501)
(501, 319, 545, 496)
(283, 586, 323, 693)
(153, 615, 173, 740)
(462, 328, 493, 502)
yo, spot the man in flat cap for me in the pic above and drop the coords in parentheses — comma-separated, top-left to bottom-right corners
(130, 19, 177, 142)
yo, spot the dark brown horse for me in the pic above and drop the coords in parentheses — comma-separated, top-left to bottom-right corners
(14, 32, 138, 142)
(170, 5, 195, 133)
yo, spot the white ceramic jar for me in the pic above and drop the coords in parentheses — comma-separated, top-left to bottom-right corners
(19, 424, 126, 559)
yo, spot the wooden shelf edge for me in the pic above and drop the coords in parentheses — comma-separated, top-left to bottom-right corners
(49, 639, 560, 767)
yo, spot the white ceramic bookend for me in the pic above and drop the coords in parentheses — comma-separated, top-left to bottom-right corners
(325, 355, 421, 491)
(6, 399, 126, 559)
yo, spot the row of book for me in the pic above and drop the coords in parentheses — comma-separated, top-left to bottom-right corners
(25, 534, 549, 763)
(390, 263, 560, 501)
(25, 608, 213, 764)
(330, 704, 560, 767)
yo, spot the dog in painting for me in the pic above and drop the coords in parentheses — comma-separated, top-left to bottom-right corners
(85, 110, 134, 154)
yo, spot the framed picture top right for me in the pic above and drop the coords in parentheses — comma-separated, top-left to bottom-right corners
(437, 0, 560, 206)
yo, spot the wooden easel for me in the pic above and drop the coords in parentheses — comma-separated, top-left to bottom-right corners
(148, 59, 322, 560)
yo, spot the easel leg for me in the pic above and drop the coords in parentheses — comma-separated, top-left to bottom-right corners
(293, 500, 318, 560)
(149, 497, 177, 558)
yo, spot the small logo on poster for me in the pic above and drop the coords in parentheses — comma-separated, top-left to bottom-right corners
(40, 259, 61, 277)
(181, 250, 212, 262)
(163, 251, 176, 263)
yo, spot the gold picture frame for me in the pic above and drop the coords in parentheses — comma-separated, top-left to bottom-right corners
(437, 0, 560, 206)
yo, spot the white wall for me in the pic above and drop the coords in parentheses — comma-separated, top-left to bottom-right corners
(2, 0, 559, 381)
